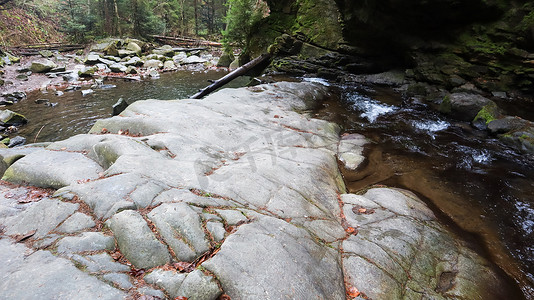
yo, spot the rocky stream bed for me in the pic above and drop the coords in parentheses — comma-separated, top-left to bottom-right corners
(0, 82, 522, 299)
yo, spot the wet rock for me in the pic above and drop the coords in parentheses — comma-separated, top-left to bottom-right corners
(2, 150, 103, 189)
(148, 203, 210, 262)
(8, 136, 26, 148)
(338, 134, 366, 170)
(81, 89, 94, 96)
(56, 232, 115, 254)
(112, 98, 129, 116)
(472, 102, 502, 130)
(487, 116, 529, 134)
(0, 240, 126, 299)
(55, 91, 64, 96)
(0, 110, 27, 126)
(63, 71, 80, 82)
(341, 188, 511, 299)
(30, 59, 57, 73)
(439, 92, 494, 121)
(35, 99, 50, 104)
(2, 91, 27, 102)
(143, 59, 163, 69)
(106, 210, 171, 269)
(56, 212, 96, 233)
(15, 74, 28, 81)
(2, 198, 78, 239)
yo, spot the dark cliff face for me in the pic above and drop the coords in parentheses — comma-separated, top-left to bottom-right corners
(262, 0, 534, 95)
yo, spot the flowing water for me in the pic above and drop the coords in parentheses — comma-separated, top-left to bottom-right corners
(314, 83, 534, 298)
(6, 72, 534, 297)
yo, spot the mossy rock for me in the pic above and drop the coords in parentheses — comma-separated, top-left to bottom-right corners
(0, 110, 27, 126)
(439, 95, 452, 114)
(216, 52, 234, 68)
(472, 102, 502, 130)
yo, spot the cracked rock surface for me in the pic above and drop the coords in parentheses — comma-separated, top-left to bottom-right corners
(0, 82, 509, 299)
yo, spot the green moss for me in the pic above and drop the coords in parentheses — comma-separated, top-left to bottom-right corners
(459, 32, 509, 56)
(439, 95, 452, 113)
(473, 103, 499, 124)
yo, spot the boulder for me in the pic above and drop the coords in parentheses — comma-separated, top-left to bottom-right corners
(124, 56, 142, 67)
(163, 60, 176, 70)
(181, 55, 207, 65)
(117, 49, 136, 58)
(152, 45, 175, 57)
(8, 136, 26, 148)
(439, 92, 494, 121)
(39, 50, 54, 58)
(488, 116, 529, 134)
(109, 63, 127, 73)
(472, 102, 502, 130)
(30, 59, 57, 73)
(216, 52, 235, 67)
(143, 59, 163, 69)
(78, 66, 97, 77)
(125, 42, 142, 56)
(0, 110, 27, 125)
(2, 92, 26, 102)
(103, 42, 119, 57)
(112, 98, 129, 116)
(84, 54, 100, 65)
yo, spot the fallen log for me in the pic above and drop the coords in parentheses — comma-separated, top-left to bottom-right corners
(191, 53, 272, 99)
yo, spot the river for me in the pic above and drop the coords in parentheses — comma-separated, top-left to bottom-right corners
(7, 71, 534, 298)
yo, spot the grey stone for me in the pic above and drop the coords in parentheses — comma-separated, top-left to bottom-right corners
(33, 234, 61, 249)
(85, 54, 101, 65)
(56, 212, 96, 233)
(138, 287, 166, 299)
(144, 269, 186, 298)
(118, 49, 137, 58)
(8, 136, 26, 148)
(182, 55, 207, 65)
(206, 221, 226, 242)
(0, 109, 27, 125)
(338, 134, 366, 170)
(163, 60, 176, 70)
(71, 253, 130, 273)
(56, 173, 159, 219)
(109, 63, 127, 73)
(88, 135, 163, 169)
(0, 239, 126, 299)
(97, 57, 116, 66)
(126, 42, 142, 55)
(112, 98, 129, 116)
(215, 209, 247, 225)
(440, 92, 494, 121)
(39, 50, 54, 58)
(124, 56, 142, 67)
(488, 116, 529, 134)
(143, 59, 163, 69)
(2, 150, 103, 189)
(30, 59, 57, 73)
(102, 273, 134, 290)
(202, 216, 346, 299)
(107, 210, 171, 269)
(79, 66, 97, 77)
(56, 232, 115, 254)
(3, 198, 78, 238)
(81, 89, 94, 96)
(341, 188, 510, 299)
(148, 203, 210, 261)
(176, 269, 222, 300)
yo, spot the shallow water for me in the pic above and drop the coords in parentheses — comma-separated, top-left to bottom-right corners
(314, 84, 534, 298)
(9, 69, 249, 142)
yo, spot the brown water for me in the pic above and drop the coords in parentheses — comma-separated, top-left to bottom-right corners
(6, 74, 534, 297)
(9, 69, 249, 142)
(314, 83, 534, 298)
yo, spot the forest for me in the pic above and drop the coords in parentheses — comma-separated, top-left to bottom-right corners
(0, 0, 268, 48)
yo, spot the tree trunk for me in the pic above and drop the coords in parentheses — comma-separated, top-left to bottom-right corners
(191, 53, 271, 99)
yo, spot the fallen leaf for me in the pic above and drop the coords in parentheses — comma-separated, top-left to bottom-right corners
(352, 205, 375, 215)
(14, 230, 36, 243)
(218, 294, 231, 300)
(346, 227, 356, 234)
(347, 286, 361, 298)
(174, 261, 193, 272)
(174, 297, 188, 300)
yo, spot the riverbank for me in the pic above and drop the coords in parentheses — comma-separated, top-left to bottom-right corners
(0, 81, 522, 299)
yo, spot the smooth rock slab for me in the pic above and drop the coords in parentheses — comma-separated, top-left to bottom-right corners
(102, 273, 134, 290)
(176, 269, 222, 300)
(56, 212, 96, 233)
(3, 198, 78, 238)
(148, 203, 210, 262)
(337, 133, 366, 170)
(144, 269, 187, 298)
(56, 232, 115, 254)
(2, 150, 103, 189)
(107, 210, 171, 269)
(341, 188, 512, 299)
(202, 215, 345, 299)
(0, 239, 125, 299)
(71, 253, 130, 273)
